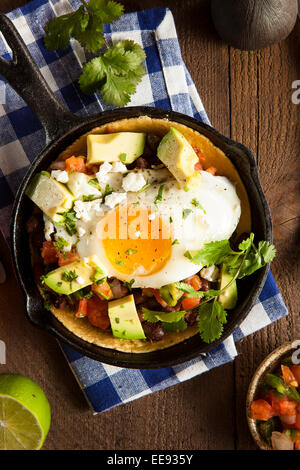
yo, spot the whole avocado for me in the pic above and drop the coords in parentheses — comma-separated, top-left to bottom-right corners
(211, 0, 298, 51)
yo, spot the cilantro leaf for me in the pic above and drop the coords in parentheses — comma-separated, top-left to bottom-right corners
(162, 319, 187, 333)
(154, 184, 164, 205)
(56, 209, 77, 236)
(44, 6, 89, 51)
(79, 40, 146, 106)
(123, 279, 135, 291)
(198, 301, 227, 343)
(53, 236, 69, 253)
(142, 308, 186, 324)
(184, 240, 234, 266)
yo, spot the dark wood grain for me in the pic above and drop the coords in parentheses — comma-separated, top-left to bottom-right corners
(0, 0, 299, 450)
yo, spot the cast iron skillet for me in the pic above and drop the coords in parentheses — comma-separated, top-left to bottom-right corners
(0, 15, 272, 368)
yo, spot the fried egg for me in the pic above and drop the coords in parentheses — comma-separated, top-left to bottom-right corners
(76, 169, 241, 288)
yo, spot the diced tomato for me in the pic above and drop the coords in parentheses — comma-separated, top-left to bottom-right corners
(194, 162, 203, 171)
(65, 156, 87, 173)
(87, 297, 110, 329)
(250, 399, 276, 421)
(296, 414, 300, 431)
(92, 281, 113, 300)
(153, 289, 168, 308)
(58, 251, 80, 267)
(279, 400, 297, 416)
(76, 299, 88, 318)
(206, 166, 217, 176)
(281, 365, 298, 387)
(193, 147, 205, 161)
(295, 439, 300, 450)
(269, 390, 287, 414)
(41, 241, 58, 265)
(181, 296, 201, 310)
(291, 365, 300, 385)
(185, 274, 201, 291)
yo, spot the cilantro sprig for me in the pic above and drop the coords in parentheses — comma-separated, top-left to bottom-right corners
(184, 233, 276, 279)
(44, 1, 146, 106)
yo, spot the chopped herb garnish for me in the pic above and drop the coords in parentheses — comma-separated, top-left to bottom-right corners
(125, 249, 137, 255)
(56, 281, 63, 287)
(172, 239, 179, 245)
(123, 279, 135, 291)
(88, 178, 101, 190)
(169, 216, 173, 223)
(53, 236, 69, 253)
(137, 179, 150, 193)
(154, 184, 164, 205)
(56, 209, 77, 236)
(90, 267, 104, 284)
(191, 198, 206, 213)
(62, 269, 78, 289)
(120, 304, 125, 309)
(116, 260, 123, 266)
(82, 194, 96, 201)
(183, 186, 190, 192)
(182, 208, 192, 219)
(119, 153, 127, 162)
(115, 317, 120, 323)
(102, 184, 113, 201)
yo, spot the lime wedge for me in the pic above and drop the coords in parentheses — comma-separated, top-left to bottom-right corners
(0, 374, 51, 450)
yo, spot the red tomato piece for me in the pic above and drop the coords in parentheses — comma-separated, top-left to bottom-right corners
(65, 156, 87, 173)
(206, 166, 217, 176)
(281, 365, 298, 387)
(92, 282, 113, 300)
(181, 296, 201, 310)
(87, 297, 110, 329)
(76, 299, 88, 318)
(250, 399, 276, 421)
(41, 241, 58, 265)
(291, 366, 300, 385)
(185, 274, 202, 291)
(58, 251, 80, 267)
(279, 400, 297, 416)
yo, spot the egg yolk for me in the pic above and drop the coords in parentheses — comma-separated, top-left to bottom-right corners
(100, 205, 172, 276)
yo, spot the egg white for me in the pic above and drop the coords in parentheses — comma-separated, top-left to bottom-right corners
(76, 169, 241, 288)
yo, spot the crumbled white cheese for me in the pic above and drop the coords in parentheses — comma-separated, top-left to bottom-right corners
(122, 172, 146, 192)
(77, 226, 86, 237)
(67, 172, 101, 199)
(43, 214, 54, 241)
(77, 276, 85, 285)
(200, 265, 220, 282)
(51, 170, 69, 184)
(104, 192, 127, 209)
(96, 162, 113, 184)
(74, 199, 103, 222)
(148, 213, 156, 221)
(111, 161, 127, 173)
(134, 230, 141, 238)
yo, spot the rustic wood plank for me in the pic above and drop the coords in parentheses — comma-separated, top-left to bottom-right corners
(230, 21, 300, 449)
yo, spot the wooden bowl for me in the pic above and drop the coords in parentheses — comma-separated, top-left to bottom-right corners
(246, 340, 300, 450)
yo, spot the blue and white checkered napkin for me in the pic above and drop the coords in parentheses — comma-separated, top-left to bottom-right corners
(0, 0, 288, 413)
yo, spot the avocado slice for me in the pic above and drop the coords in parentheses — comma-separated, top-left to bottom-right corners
(87, 132, 146, 165)
(26, 172, 74, 222)
(108, 294, 146, 340)
(157, 127, 199, 188)
(44, 256, 106, 295)
(159, 283, 182, 307)
(218, 264, 237, 309)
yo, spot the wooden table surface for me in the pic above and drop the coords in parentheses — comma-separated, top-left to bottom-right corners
(0, 0, 299, 450)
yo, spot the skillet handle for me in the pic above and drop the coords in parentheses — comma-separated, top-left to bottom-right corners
(0, 14, 84, 143)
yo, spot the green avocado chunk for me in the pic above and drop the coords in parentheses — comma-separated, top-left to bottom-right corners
(218, 263, 237, 309)
(159, 283, 182, 307)
(87, 132, 146, 165)
(43, 257, 106, 295)
(157, 127, 198, 188)
(26, 172, 74, 222)
(108, 294, 146, 340)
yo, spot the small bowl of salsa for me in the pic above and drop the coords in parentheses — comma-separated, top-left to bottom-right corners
(247, 341, 300, 450)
